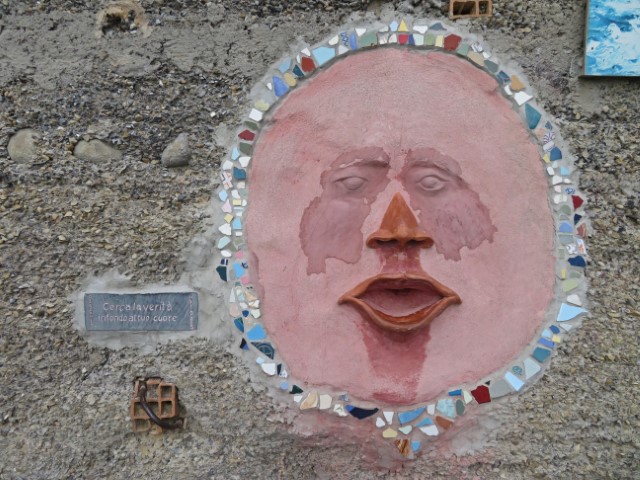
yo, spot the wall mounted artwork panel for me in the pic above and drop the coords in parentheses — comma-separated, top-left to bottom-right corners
(584, 0, 640, 76)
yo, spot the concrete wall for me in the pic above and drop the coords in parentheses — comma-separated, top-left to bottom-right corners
(1, 1, 638, 478)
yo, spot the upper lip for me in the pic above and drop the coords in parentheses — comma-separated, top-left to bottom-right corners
(339, 272, 461, 332)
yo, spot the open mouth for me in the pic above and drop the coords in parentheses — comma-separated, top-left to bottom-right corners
(339, 273, 461, 333)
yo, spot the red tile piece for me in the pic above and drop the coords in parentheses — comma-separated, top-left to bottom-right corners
(435, 416, 453, 430)
(444, 34, 462, 51)
(238, 129, 255, 141)
(398, 34, 409, 45)
(577, 223, 587, 238)
(300, 56, 316, 74)
(471, 385, 491, 404)
(572, 195, 584, 209)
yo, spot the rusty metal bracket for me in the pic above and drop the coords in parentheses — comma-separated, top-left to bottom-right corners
(130, 377, 184, 433)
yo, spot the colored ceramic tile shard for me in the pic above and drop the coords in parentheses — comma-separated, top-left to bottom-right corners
(455, 399, 465, 415)
(398, 34, 409, 45)
(467, 51, 485, 66)
(246, 324, 266, 341)
(484, 59, 499, 73)
(435, 416, 453, 430)
(510, 75, 526, 91)
(471, 385, 491, 404)
(313, 46, 336, 66)
(216, 264, 228, 281)
(398, 20, 409, 32)
(376, 417, 386, 428)
(562, 279, 580, 292)
(436, 398, 455, 418)
(383, 428, 398, 438)
(395, 439, 411, 457)
(523, 357, 541, 379)
(290, 385, 303, 394)
(415, 417, 433, 427)
(399, 425, 413, 434)
(390, 20, 399, 32)
(538, 337, 555, 348)
(233, 167, 247, 180)
(568, 256, 586, 267)
(411, 441, 421, 453)
(238, 143, 252, 155)
(300, 391, 319, 409)
(512, 365, 523, 376)
(532, 347, 551, 363)
(383, 411, 394, 424)
(238, 129, 255, 141)
(252, 342, 275, 359)
(239, 338, 248, 350)
(488, 379, 511, 398)
(420, 425, 439, 436)
(359, 32, 377, 47)
(234, 318, 244, 332)
(525, 104, 542, 129)
(550, 325, 561, 334)
(456, 43, 470, 56)
(292, 64, 304, 78)
(448, 389, 462, 396)
(559, 222, 573, 233)
(349, 33, 358, 50)
(283, 72, 297, 87)
(425, 33, 436, 46)
(504, 371, 525, 391)
(557, 303, 588, 322)
(300, 56, 316, 73)
(430, 22, 446, 31)
(444, 34, 462, 51)
(497, 70, 510, 84)
(346, 405, 379, 419)
(272, 76, 289, 97)
(398, 407, 425, 424)
(574, 213, 583, 225)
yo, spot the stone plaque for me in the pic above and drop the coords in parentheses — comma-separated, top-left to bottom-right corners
(84, 292, 198, 331)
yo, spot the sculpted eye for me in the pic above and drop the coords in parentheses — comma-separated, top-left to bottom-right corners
(336, 176, 368, 191)
(418, 175, 446, 192)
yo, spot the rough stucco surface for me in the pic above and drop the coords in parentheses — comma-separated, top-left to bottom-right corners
(0, 1, 638, 479)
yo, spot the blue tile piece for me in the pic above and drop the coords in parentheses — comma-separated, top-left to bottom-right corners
(239, 338, 249, 350)
(568, 256, 586, 267)
(538, 337, 555, 349)
(280, 381, 289, 390)
(541, 328, 552, 339)
(252, 341, 275, 359)
(559, 222, 573, 233)
(497, 71, 510, 84)
(512, 365, 523, 376)
(272, 76, 289, 97)
(241, 310, 249, 317)
(313, 46, 336, 66)
(411, 441, 421, 453)
(532, 347, 551, 362)
(345, 405, 379, 419)
(218, 190, 228, 201)
(349, 33, 358, 50)
(232, 218, 242, 230)
(565, 187, 576, 194)
(525, 104, 542, 129)
(545, 121, 553, 129)
(233, 262, 245, 278)
(560, 166, 570, 175)
(448, 389, 462, 396)
(550, 146, 563, 161)
(389, 20, 399, 31)
(504, 371, 525, 391)
(415, 417, 433, 427)
(233, 318, 244, 332)
(408, 34, 415, 45)
(246, 324, 267, 341)
(398, 407, 425, 425)
(276, 363, 282, 375)
(292, 64, 304, 78)
(550, 325, 561, 334)
(430, 22, 446, 31)
(574, 214, 583, 225)
(233, 167, 246, 180)
(231, 147, 240, 160)
(216, 265, 227, 282)
(278, 58, 292, 73)
(436, 398, 455, 418)
(557, 303, 588, 322)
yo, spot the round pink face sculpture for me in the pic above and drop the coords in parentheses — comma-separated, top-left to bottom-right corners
(246, 49, 554, 405)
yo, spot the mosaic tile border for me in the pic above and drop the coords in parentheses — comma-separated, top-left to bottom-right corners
(214, 19, 589, 458)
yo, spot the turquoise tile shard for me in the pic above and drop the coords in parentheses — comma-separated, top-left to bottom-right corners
(359, 31, 377, 47)
(313, 46, 336, 66)
(523, 357, 542, 379)
(246, 324, 267, 341)
(485, 60, 499, 73)
(557, 303, 588, 322)
(512, 365, 523, 376)
(436, 398, 455, 418)
(504, 371, 525, 391)
(456, 43, 470, 56)
(398, 407, 425, 424)
(497, 71, 510, 84)
(272, 76, 289, 97)
(233, 167, 246, 180)
(525, 104, 542, 129)
(455, 399, 465, 415)
(430, 22, 446, 31)
(532, 347, 551, 363)
(292, 64, 304, 78)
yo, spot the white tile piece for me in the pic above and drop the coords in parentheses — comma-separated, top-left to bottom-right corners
(523, 357, 542, 379)
(222, 160, 233, 170)
(463, 390, 473, 404)
(378, 35, 388, 45)
(552, 175, 563, 185)
(378, 25, 389, 32)
(319, 394, 332, 410)
(427, 404, 435, 415)
(567, 294, 582, 306)
(503, 85, 513, 96)
(413, 33, 424, 46)
(560, 323, 573, 332)
(388, 33, 398, 44)
(420, 425, 439, 436)
(301, 47, 311, 56)
(221, 250, 232, 258)
(248, 108, 263, 122)
(383, 411, 394, 424)
(356, 27, 366, 36)
(251, 309, 261, 318)
(399, 425, 413, 435)
(413, 25, 429, 34)
(293, 394, 303, 404)
(514, 91, 533, 105)
(239, 156, 251, 167)
(337, 45, 349, 55)
(375, 417, 386, 428)
(328, 35, 339, 45)
(333, 404, 347, 417)
(261, 363, 277, 376)
(218, 224, 232, 235)
(546, 166, 555, 175)
(222, 200, 232, 213)
(482, 51, 491, 59)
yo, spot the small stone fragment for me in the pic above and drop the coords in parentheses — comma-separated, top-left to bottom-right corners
(161, 133, 190, 167)
(74, 139, 123, 163)
(7, 129, 40, 163)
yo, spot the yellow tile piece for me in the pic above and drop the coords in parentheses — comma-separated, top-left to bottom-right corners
(543, 153, 550, 163)
(467, 52, 485, 66)
(435, 35, 444, 47)
(510, 75, 526, 92)
(224, 214, 233, 223)
(560, 268, 567, 279)
(398, 20, 409, 32)
(300, 391, 318, 410)
(552, 335, 562, 343)
(232, 199, 242, 206)
(284, 72, 297, 87)
(382, 428, 398, 439)
(255, 100, 270, 112)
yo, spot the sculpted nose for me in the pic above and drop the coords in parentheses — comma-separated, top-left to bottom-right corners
(366, 193, 434, 249)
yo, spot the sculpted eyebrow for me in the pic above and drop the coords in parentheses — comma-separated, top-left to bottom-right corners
(405, 148, 462, 177)
(331, 147, 391, 169)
